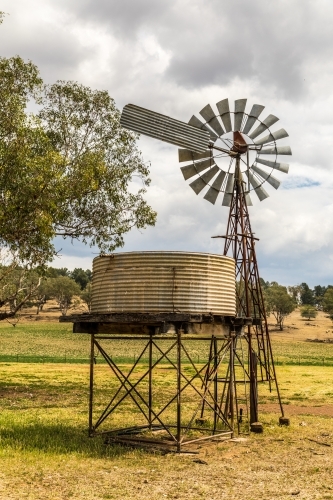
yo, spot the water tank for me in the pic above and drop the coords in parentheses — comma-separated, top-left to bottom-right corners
(91, 252, 235, 316)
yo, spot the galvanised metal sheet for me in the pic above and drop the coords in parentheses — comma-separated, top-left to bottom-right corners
(91, 252, 236, 315)
(254, 128, 289, 146)
(251, 164, 280, 190)
(258, 146, 292, 156)
(242, 104, 265, 134)
(245, 170, 269, 201)
(255, 158, 289, 173)
(234, 98, 247, 131)
(216, 98, 232, 132)
(249, 114, 279, 140)
(199, 103, 224, 137)
(120, 104, 210, 153)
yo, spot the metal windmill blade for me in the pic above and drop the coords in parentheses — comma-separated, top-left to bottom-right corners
(120, 104, 210, 152)
(178, 98, 292, 207)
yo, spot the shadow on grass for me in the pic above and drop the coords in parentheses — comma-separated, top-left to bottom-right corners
(0, 421, 139, 459)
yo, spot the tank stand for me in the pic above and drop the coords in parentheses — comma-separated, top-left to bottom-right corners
(60, 312, 258, 452)
(87, 329, 241, 452)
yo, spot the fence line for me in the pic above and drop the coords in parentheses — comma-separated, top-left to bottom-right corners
(0, 353, 333, 366)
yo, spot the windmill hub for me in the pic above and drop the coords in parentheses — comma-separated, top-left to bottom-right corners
(178, 98, 292, 206)
(231, 131, 248, 156)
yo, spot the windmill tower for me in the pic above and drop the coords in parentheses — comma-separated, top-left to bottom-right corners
(120, 97, 291, 429)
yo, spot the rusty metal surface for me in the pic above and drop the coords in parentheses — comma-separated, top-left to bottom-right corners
(223, 158, 285, 422)
(91, 252, 236, 315)
(232, 131, 248, 154)
(88, 331, 237, 451)
(120, 104, 210, 152)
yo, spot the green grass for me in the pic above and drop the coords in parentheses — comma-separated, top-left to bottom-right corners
(1, 361, 333, 499)
(271, 338, 333, 366)
(2, 321, 333, 366)
(0, 321, 90, 361)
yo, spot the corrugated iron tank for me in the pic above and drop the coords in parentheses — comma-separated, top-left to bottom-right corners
(91, 252, 235, 316)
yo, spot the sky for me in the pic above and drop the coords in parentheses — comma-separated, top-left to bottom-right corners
(1, 0, 333, 287)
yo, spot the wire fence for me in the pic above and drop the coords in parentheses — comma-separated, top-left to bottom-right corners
(1, 353, 333, 366)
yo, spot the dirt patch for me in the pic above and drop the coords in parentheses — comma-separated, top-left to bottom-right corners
(270, 309, 333, 341)
(261, 402, 333, 417)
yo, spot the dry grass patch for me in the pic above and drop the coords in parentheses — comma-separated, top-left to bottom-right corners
(0, 362, 333, 499)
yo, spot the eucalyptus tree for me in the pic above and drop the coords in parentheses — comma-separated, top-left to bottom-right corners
(38, 81, 156, 253)
(0, 52, 156, 319)
(264, 283, 296, 331)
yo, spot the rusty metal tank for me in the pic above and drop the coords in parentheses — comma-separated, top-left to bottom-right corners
(91, 252, 235, 316)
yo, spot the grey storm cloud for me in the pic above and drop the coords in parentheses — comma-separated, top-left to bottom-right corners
(56, 0, 333, 100)
(0, 8, 94, 83)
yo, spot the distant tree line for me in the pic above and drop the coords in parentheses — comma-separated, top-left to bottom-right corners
(260, 280, 333, 330)
(35, 267, 93, 316)
(3, 260, 333, 324)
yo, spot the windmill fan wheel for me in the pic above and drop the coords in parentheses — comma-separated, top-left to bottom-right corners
(179, 98, 292, 206)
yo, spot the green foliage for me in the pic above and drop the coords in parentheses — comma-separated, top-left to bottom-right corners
(0, 56, 54, 264)
(70, 268, 92, 290)
(264, 283, 296, 330)
(323, 289, 333, 322)
(299, 282, 315, 305)
(46, 267, 70, 278)
(0, 255, 42, 320)
(259, 277, 269, 290)
(38, 81, 157, 253)
(287, 285, 302, 304)
(300, 305, 318, 320)
(43, 276, 81, 316)
(0, 28, 156, 319)
(313, 285, 328, 308)
(314, 285, 327, 297)
(0, 76, 157, 262)
(80, 283, 92, 312)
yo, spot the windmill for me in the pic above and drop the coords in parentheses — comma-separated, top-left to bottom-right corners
(120, 98, 291, 429)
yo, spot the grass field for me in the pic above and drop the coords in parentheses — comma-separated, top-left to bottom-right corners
(1, 309, 333, 365)
(0, 309, 333, 499)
